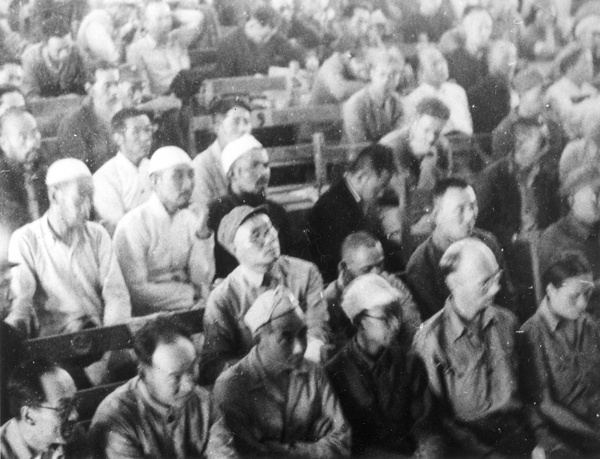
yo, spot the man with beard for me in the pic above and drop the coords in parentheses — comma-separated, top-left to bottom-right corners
(407, 178, 513, 321)
(0, 108, 47, 227)
(0, 358, 83, 459)
(114, 146, 215, 316)
(200, 206, 330, 385)
(89, 317, 237, 458)
(207, 134, 291, 278)
(213, 287, 350, 457)
(6, 158, 131, 338)
(57, 63, 122, 173)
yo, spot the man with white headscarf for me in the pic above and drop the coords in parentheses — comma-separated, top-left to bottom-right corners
(6, 158, 131, 338)
(113, 146, 215, 316)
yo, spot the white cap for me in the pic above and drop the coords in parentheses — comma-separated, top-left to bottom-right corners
(148, 146, 192, 175)
(244, 286, 305, 336)
(46, 158, 92, 187)
(341, 273, 400, 322)
(221, 134, 264, 174)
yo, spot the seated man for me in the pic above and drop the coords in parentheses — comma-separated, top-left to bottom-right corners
(399, 0, 455, 43)
(89, 317, 237, 458)
(213, 287, 351, 457)
(21, 14, 86, 98)
(404, 45, 473, 135)
(326, 274, 442, 457)
(0, 108, 47, 226)
(1, 359, 82, 459)
(7, 158, 131, 338)
(57, 62, 121, 173)
(127, 1, 202, 97)
(0, 59, 23, 89)
(413, 238, 534, 457)
(0, 85, 25, 117)
(192, 96, 253, 209)
(342, 48, 404, 145)
(207, 134, 291, 279)
(308, 40, 368, 106)
(93, 108, 153, 236)
(407, 177, 513, 321)
(306, 143, 396, 283)
(325, 231, 421, 349)
(200, 206, 329, 385)
(215, 5, 304, 78)
(114, 147, 215, 316)
(520, 251, 600, 457)
(330, 2, 372, 52)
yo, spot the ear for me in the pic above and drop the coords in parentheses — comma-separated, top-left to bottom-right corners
(112, 131, 123, 145)
(21, 405, 36, 425)
(545, 283, 556, 300)
(445, 271, 458, 292)
(48, 186, 60, 206)
(85, 81, 92, 95)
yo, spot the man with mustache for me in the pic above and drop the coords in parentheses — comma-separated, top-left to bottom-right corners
(213, 287, 351, 457)
(1, 358, 83, 459)
(6, 158, 131, 339)
(207, 134, 292, 278)
(114, 146, 215, 316)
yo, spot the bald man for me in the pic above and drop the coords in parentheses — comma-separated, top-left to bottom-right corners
(114, 147, 215, 316)
(7, 158, 131, 338)
(0, 108, 47, 226)
(413, 238, 534, 457)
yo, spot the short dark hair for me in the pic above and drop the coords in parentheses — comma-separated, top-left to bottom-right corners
(111, 107, 148, 134)
(8, 358, 59, 419)
(41, 14, 71, 40)
(85, 61, 118, 85)
(415, 97, 450, 121)
(208, 96, 252, 119)
(341, 231, 380, 260)
(0, 84, 23, 99)
(133, 316, 193, 367)
(348, 143, 396, 177)
(433, 177, 470, 200)
(250, 5, 280, 29)
(542, 251, 592, 291)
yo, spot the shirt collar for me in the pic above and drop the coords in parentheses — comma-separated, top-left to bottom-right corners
(2, 418, 61, 459)
(444, 297, 495, 342)
(115, 152, 149, 173)
(538, 297, 560, 332)
(136, 376, 189, 420)
(239, 258, 283, 287)
(344, 175, 361, 203)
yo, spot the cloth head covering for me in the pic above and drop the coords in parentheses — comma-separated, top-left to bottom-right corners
(244, 286, 305, 336)
(560, 165, 600, 196)
(46, 158, 91, 186)
(341, 273, 400, 322)
(148, 146, 192, 175)
(221, 134, 264, 174)
(217, 205, 269, 255)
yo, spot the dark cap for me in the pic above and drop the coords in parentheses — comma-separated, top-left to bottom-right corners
(217, 205, 270, 255)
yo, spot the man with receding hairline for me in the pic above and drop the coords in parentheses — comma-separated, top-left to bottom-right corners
(413, 238, 535, 457)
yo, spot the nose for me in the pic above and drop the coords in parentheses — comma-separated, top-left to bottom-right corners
(179, 372, 195, 394)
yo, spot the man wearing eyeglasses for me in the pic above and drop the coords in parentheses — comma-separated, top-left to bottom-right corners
(200, 205, 330, 385)
(89, 317, 237, 458)
(113, 146, 215, 316)
(93, 108, 154, 236)
(1, 358, 82, 459)
(413, 238, 535, 457)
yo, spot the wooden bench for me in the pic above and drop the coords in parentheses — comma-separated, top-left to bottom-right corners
(198, 76, 287, 108)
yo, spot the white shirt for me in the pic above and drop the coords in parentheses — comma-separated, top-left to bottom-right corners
(113, 194, 215, 316)
(93, 153, 152, 236)
(8, 215, 131, 337)
(404, 82, 473, 135)
(191, 140, 228, 209)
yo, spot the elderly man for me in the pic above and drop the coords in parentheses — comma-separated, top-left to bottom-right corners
(0, 85, 25, 117)
(200, 206, 329, 385)
(404, 46, 472, 135)
(326, 274, 442, 457)
(207, 134, 291, 278)
(1, 359, 82, 459)
(326, 231, 421, 349)
(342, 48, 404, 145)
(93, 108, 153, 236)
(57, 63, 121, 173)
(213, 287, 351, 457)
(89, 317, 237, 458)
(307, 144, 397, 282)
(114, 146, 215, 316)
(192, 97, 252, 208)
(127, 1, 202, 97)
(0, 108, 46, 226)
(407, 177, 513, 321)
(413, 238, 534, 457)
(7, 158, 131, 338)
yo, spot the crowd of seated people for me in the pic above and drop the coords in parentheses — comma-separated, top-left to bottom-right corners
(2, 0, 600, 457)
